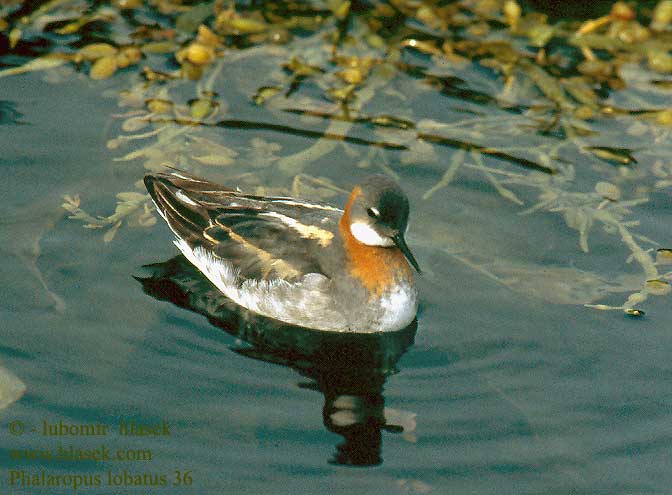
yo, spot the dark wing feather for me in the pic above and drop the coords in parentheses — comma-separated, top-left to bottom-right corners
(144, 170, 341, 282)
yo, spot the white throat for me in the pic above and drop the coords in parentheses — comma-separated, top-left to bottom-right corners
(350, 222, 394, 247)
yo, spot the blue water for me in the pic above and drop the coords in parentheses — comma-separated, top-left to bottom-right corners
(2, 35, 672, 495)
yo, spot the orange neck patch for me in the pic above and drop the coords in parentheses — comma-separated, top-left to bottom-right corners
(339, 187, 412, 297)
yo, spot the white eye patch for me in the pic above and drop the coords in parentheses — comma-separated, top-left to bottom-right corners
(350, 222, 394, 247)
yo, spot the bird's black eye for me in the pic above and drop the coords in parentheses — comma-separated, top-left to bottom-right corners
(367, 207, 380, 219)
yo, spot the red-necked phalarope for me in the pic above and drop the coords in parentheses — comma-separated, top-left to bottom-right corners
(144, 170, 420, 332)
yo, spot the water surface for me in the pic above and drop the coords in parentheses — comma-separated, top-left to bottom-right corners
(2, 1, 672, 494)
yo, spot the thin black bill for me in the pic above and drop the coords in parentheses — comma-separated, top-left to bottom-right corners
(393, 234, 421, 273)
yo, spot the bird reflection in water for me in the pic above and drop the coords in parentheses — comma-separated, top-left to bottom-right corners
(136, 255, 417, 467)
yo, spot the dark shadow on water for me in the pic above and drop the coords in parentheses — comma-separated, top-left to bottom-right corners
(0, 100, 25, 125)
(135, 255, 417, 467)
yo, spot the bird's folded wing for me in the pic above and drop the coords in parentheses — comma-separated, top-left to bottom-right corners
(145, 171, 342, 282)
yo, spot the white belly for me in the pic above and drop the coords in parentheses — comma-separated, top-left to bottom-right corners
(175, 238, 416, 332)
(372, 283, 418, 332)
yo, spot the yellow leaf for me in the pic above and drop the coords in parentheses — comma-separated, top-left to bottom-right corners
(141, 41, 179, 54)
(334, 1, 351, 19)
(503, 1, 521, 28)
(197, 24, 220, 47)
(656, 249, 672, 265)
(9, 27, 21, 49)
(253, 86, 281, 105)
(656, 109, 672, 126)
(147, 99, 173, 114)
(189, 98, 217, 119)
(228, 18, 268, 34)
(186, 43, 215, 65)
(90, 56, 117, 80)
(337, 68, 364, 84)
(78, 43, 117, 61)
(586, 146, 636, 165)
(652, 0, 672, 30)
(115, 47, 141, 68)
(0, 55, 68, 79)
(646, 279, 671, 296)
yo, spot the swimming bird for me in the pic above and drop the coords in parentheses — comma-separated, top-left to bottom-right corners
(144, 169, 419, 332)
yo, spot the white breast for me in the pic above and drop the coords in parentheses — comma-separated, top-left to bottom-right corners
(373, 283, 418, 331)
